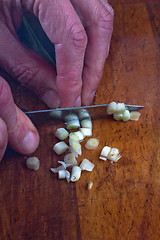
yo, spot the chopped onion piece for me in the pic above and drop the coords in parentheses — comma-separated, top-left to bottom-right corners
(113, 112, 123, 121)
(108, 148, 121, 162)
(51, 164, 66, 173)
(80, 128, 92, 137)
(65, 170, 71, 183)
(78, 109, 90, 120)
(81, 118, 92, 129)
(70, 141, 82, 156)
(65, 113, 78, 122)
(26, 157, 40, 170)
(66, 119, 80, 130)
(50, 110, 62, 119)
(58, 161, 68, 169)
(55, 128, 69, 140)
(117, 103, 126, 113)
(71, 166, 81, 182)
(99, 156, 107, 161)
(58, 170, 71, 183)
(53, 142, 69, 155)
(69, 133, 79, 145)
(85, 138, 99, 150)
(51, 161, 67, 173)
(130, 111, 141, 121)
(58, 170, 66, 179)
(65, 114, 80, 129)
(100, 146, 111, 158)
(74, 131, 84, 141)
(122, 110, 130, 122)
(64, 153, 77, 167)
(107, 102, 118, 115)
(80, 158, 95, 171)
(88, 181, 93, 190)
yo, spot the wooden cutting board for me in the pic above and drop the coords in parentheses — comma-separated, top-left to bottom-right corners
(0, 1, 160, 239)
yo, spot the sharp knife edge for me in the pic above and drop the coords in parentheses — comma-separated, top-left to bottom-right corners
(23, 103, 144, 125)
(25, 104, 144, 114)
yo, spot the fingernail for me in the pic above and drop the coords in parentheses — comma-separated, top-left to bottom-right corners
(74, 96, 81, 107)
(87, 91, 96, 105)
(41, 90, 60, 108)
(22, 131, 38, 154)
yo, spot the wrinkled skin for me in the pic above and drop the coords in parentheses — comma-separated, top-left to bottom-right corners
(0, 0, 114, 161)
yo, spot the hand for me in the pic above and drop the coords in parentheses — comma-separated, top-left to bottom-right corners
(0, 0, 113, 161)
(0, 76, 39, 161)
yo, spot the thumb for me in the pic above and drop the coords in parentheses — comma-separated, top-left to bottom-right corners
(0, 77, 39, 155)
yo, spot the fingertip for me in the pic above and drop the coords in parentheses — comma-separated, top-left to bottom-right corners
(41, 89, 60, 108)
(87, 91, 96, 105)
(74, 96, 81, 107)
(21, 130, 40, 155)
(8, 108, 40, 155)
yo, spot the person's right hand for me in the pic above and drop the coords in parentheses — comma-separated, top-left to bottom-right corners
(0, 0, 114, 161)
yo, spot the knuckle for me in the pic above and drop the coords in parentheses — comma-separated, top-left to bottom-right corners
(10, 63, 38, 87)
(69, 22, 88, 49)
(95, 5, 114, 31)
(57, 73, 82, 93)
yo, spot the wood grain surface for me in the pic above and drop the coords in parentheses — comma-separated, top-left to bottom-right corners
(0, 1, 160, 239)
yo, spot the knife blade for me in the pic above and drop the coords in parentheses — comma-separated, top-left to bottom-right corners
(24, 103, 144, 125)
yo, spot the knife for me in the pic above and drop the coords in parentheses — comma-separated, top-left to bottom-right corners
(24, 103, 144, 126)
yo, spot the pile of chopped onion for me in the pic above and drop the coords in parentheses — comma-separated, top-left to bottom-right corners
(51, 102, 142, 186)
(107, 102, 141, 122)
(51, 110, 97, 183)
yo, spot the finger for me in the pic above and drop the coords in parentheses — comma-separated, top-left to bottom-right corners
(71, 0, 114, 105)
(0, 77, 39, 154)
(0, 117, 8, 162)
(22, 0, 87, 107)
(0, 19, 59, 108)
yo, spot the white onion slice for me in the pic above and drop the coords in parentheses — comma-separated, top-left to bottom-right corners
(51, 161, 67, 173)
(107, 102, 118, 115)
(80, 128, 92, 137)
(51, 165, 65, 173)
(130, 111, 141, 121)
(81, 118, 92, 129)
(53, 142, 69, 155)
(65, 170, 71, 183)
(117, 103, 126, 113)
(55, 128, 69, 140)
(78, 109, 90, 120)
(74, 131, 84, 141)
(122, 110, 130, 122)
(80, 158, 95, 171)
(64, 113, 78, 122)
(113, 112, 123, 121)
(69, 133, 79, 145)
(58, 161, 68, 169)
(88, 181, 93, 190)
(85, 138, 99, 150)
(107, 148, 121, 162)
(70, 142, 82, 156)
(64, 153, 77, 167)
(26, 157, 40, 170)
(66, 119, 80, 130)
(71, 166, 81, 182)
(99, 156, 107, 161)
(58, 170, 66, 179)
(100, 146, 111, 158)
